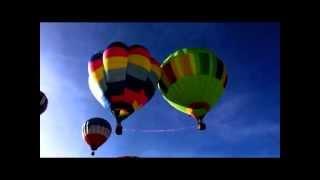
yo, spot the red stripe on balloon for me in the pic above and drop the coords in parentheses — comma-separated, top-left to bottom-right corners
(85, 133, 107, 150)
(110, 88, 148, 106)
(104, 47, 128, 57)
(162, 63, 177, 84)
(128, 47, 150, 58)
(89, 59, 103, 72)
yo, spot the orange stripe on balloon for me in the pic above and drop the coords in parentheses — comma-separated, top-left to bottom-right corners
(179, 54, 193, 76)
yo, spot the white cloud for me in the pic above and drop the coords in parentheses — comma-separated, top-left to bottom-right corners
(205, 92, 280, 143)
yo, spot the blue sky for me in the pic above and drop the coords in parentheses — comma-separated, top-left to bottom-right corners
(40, 22, 280, 157)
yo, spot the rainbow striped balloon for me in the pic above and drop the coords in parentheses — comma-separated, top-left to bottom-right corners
(88, 42, 161, 135)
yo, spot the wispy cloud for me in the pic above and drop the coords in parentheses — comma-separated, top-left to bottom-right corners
(40, 52, 96, 157)
(41, 52, 92, 101)
(205, 92, 279, 144)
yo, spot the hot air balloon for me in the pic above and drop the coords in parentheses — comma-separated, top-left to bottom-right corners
(88, 42, 161, 135)
(158, 48, 228, 130)
(40, 91, 48, 115)
(82, 117, 112, 156)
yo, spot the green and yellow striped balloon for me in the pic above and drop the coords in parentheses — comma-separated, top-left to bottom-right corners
(158, 48, 228, 130)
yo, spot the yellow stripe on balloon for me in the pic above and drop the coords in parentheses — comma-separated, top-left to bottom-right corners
(188, 53, 197, 75)
(128, 54, 151, 71)
(103, 56, 128, 70)
(178, 54, 193, 76)
(170, 56, 184, 80)
(151, 65, 161, 79)
(89, 66, 105, 82)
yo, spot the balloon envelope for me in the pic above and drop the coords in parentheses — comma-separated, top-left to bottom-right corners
(158, 48, 228, 125)
(82, 117, 112, 154)
(40, 91, 48, 115)
(88, 42, 161, 133)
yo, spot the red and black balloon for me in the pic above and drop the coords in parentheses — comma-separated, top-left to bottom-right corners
(82, 117, 112, 156)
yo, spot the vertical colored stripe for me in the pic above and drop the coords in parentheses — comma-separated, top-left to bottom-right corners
(162, 63, 177, 85)
(193, 52, 201, 75)
(170, 57, 183, 80)
(179, 54, 193, 76)
(188, 53, 197, 75)
(198, 52, 210, 75)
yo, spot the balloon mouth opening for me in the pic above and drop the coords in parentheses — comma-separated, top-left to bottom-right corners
(119, 109, 129, 117)
(186, 102, 209, 120)
(113, 108, 129, 116)
(187, 102, 210, 110)
(112, 108, 132, 121)
(90, 146, 98, 151)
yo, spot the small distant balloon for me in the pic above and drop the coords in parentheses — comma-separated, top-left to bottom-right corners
(40, 91, 48, 115)
(82, 117, 112, 156)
